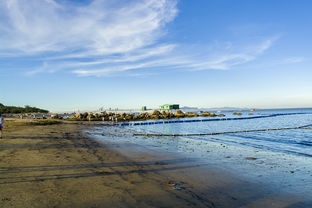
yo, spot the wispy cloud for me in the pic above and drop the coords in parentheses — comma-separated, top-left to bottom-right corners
(0, 0, 177, 54)
(0, 0, 278, 77)
(73, 36, 278, 76)
(283, 57, 306, 64)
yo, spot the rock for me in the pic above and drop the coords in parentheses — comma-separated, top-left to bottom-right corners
(246, 157, 257, 160)
(201, 111, 210, 116)
(233, 112, 243, 115)
(201, 112, 218, 117)
(186, 113, 198, 117)
(150, 115, 160, 120)
(150, 110, 160, 116)
(167, 181, 183, 190)
(154, 161, 168, 165)
(175, 110, 184, 115)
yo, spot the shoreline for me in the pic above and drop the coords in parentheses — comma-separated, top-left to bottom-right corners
(91, 124, 312, 204)
(0, 119, 310, 207)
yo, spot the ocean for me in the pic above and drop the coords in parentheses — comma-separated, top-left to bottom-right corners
(92, 108, 312, 197)
(127, 108, 312, 158)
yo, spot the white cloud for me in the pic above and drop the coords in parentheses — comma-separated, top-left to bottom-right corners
(254, 36, 279, 54)
(283, 57, 306, 64)
(72, 37, 277, 76)
(0, 0, 278, 77)
(0, 0, 177, 55)
(63, 44, 176, 67)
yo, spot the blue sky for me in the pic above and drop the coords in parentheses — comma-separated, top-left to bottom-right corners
(0, 0, 311, 112)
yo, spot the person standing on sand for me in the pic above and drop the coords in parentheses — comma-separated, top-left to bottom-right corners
(0, 114, 3, 138)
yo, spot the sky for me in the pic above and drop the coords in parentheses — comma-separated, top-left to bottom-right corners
(0, 0, 311, 112)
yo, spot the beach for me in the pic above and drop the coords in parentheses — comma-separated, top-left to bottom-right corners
(0, 119, 310, 208)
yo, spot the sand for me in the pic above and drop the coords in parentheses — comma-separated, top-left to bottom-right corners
(0, 119, 309, 208)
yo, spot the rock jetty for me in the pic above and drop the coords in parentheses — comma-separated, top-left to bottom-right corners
(55, 110, 226, 122)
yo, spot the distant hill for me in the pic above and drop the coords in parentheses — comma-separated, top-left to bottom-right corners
(180, 106, 198, 110)
(199, 107, 248, 111)
(0, 103, 49, 114)
(181, 106, 257, 112)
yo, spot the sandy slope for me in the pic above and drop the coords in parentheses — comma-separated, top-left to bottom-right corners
(0, 119, 309, 208)
(0, 120, 216, 208)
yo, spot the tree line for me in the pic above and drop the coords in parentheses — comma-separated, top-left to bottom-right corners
(0, 103, 49, 114)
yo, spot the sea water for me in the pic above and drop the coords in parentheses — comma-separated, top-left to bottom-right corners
(127, 108, 312, 157)
(93, 108, 312, 198)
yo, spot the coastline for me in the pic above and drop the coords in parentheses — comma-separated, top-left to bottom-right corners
(0, 119, 310, 207)
(91, 123, 312, 206)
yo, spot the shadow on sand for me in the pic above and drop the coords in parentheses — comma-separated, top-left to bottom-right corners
(0, 158, 204, 185)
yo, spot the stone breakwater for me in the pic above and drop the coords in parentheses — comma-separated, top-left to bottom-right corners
(65, 110, 226, 122)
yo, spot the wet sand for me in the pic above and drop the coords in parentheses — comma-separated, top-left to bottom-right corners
(0, 119, 309, 208)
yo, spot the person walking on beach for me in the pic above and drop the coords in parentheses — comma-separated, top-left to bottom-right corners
(0, 114, 3, 138)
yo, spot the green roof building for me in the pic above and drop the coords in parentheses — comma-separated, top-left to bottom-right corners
(160, 104, 179, 110)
